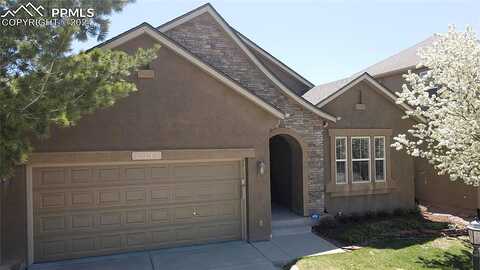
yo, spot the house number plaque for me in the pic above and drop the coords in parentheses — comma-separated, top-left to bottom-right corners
(131, 151, 163, 161)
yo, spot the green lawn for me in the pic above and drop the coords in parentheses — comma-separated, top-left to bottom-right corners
(296, 237, 472, 270)
(295, 212, 473, 270)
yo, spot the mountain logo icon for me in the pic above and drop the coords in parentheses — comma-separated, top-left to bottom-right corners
(1, 2, 44, 18)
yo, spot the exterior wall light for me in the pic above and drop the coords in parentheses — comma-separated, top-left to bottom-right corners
(468, 220, 480, 270)
(257, 161, 265, 176)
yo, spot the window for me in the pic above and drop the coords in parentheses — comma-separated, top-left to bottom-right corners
(351, 137, 370, 182)
(335, 137, 347, 184)
(374, 137, 386, 181)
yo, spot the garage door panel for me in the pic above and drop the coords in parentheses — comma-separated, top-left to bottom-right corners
(126, 232, 148, 247)
(35, 169, 67, 186)
(124, 167, 147, 180)
(36, 192, 67, 209)
(71, 191, 95, 206)
(71, 237, 96, 253)
(98, 212, 123, 227)
(98, 167, 121, 182)
(150, 187, 171, 202)
(150, 208, 170, 224)
(71, 168, 93, 184)
(71, 214, 94, 230)
(37, 215, 67, 233)
(39, 239, 67, 258)
(33, 161, 243, 262)
(125, 189, 147, 203)
(126, 209, 147, 225)
(151, 165, 169, 179)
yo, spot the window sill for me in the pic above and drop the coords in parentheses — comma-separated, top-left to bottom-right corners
(326, 180, 396, 198)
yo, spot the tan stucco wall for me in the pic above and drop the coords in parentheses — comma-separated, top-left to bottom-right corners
(321, 81, 416, 215)
(4, 33, 281, 264)
(380, 72, 478, 213)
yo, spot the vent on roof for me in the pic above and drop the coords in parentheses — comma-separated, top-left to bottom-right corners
(355, 90, 366, 110)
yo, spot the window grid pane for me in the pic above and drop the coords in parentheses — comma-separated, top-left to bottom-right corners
(374, 137, 386, 181)
(335, 137, 347, 184)
(375, 137, 385, 159)
(336, 161, 347, 184)
(351, 137, 370, 182)
(336, 138, 346, 160)
(375, 160, 385, 181)
(352, 160, 370, 182)
(352, 138, 369, 159)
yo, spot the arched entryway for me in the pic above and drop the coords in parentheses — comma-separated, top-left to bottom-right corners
(269, 133, 304, 216)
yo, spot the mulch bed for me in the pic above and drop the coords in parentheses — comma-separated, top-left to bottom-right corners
(313, 206, 470, 248)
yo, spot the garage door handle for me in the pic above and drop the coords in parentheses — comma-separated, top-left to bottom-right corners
(193, 208, 198, 216)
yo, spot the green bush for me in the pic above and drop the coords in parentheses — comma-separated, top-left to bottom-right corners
(364, 210, 377, 220)
(349, 212, 363, 222)
(393, 208, 409, 216)
(376, 210, 392, 218)
(316, 215, 337, 230)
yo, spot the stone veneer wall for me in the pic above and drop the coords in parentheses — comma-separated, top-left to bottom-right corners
(163, 12, 326, 214)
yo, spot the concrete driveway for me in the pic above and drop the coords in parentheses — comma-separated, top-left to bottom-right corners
(29, 241, 278, 270)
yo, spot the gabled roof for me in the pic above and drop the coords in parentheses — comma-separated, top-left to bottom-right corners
(360, 35, 438, 78)
(304, 35, 440, 105)
(303, 72, 425, 122)
(90, 22, 285, 119)
(157, 3, 314, 90)
(157, 3, 336, 122)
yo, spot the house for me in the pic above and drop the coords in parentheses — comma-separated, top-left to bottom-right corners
(2, 3, 443, 266)
(304, 34, 479, 216)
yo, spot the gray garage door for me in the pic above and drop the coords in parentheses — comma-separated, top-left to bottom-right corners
(32, 160, 243, 262)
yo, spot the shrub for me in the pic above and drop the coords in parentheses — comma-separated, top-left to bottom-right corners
(349, 212, 363, 222)
(408, 206, 422, 216)
(316, 215, 337, 230)
(335, 212, 350, 223)
(377, 210, 392, 218)
(364, 210, 377, 220)
(393, 208, 408, 217)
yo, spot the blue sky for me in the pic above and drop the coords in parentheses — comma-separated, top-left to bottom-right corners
(73, 0, 480, 85)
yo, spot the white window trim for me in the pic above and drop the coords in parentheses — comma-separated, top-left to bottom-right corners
(335, 136, 348, 185)
(374, 136, 386, 182)
(351, 136, 371, 183)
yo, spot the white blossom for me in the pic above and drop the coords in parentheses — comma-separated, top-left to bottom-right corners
(393, 26, 480, 186)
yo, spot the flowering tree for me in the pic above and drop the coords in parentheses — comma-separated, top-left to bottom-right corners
(392, 26, 480, 186)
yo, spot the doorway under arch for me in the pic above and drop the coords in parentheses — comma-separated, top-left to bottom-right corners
(269, 133, 304, 216)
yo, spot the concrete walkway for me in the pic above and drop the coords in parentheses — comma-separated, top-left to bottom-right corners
(29, 208, 340, 270)
(251, 207, 343, 267)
